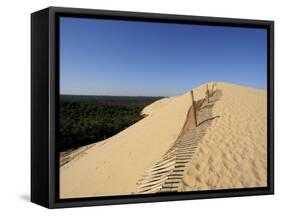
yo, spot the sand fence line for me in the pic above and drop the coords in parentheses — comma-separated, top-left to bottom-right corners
(172, 82, 219, 151)
(136, 82, 219, 194)
(190, 82, 218, 128)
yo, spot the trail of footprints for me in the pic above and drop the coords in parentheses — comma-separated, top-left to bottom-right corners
(137, 92, 218, 194)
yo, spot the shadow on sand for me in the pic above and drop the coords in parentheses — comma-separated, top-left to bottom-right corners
(136, 90, 222, 194)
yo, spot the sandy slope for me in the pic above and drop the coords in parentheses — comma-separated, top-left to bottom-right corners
(60, 82, 267, 198)
(60, 84, 206, 198)
(180, 83, 267, 191)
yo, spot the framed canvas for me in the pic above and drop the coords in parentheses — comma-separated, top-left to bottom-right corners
(31, 6, 274, 208)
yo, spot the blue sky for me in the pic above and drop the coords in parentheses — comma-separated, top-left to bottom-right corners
(60, 17, 267, 96)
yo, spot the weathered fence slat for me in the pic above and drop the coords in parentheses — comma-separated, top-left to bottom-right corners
(206, 84, 210, 103)
(190, 90, 197, 127)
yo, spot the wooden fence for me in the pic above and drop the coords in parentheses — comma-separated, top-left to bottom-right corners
(190, 82, 217, 127)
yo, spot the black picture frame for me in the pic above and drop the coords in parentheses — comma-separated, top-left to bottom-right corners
(31, 6, 274, 209)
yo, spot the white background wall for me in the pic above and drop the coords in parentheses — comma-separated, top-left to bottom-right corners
(0, 0, 279, 214)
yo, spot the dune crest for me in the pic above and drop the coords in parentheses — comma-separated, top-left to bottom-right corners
(180, 83, 267, 191)
(60, 82, 267, 198)
(60, 83, 207, 198)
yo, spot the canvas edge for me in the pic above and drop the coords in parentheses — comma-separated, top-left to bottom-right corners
(31, 6, 274, 209)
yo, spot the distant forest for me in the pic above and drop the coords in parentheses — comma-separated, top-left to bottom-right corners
(59, 95, 163, 152)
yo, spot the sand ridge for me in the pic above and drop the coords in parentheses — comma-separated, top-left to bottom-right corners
(60, 83, 207, 198)
(180, 83, 267, 191)
(136, 84, 221, 193)
(60, 82, 267, 198)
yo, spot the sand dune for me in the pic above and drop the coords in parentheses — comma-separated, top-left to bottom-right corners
(60, 82, 267, 198)
(180, 83, 267, 191)
(60, 83, 206, 198)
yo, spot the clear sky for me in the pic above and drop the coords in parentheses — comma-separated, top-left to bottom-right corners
(60, 17, 267, 97)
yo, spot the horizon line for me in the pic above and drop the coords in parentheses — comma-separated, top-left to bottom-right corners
(60, 81, 267, 98)
(60, 93, 167, 98)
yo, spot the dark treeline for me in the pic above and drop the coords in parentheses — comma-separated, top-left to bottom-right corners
(59, 95, 163, 152)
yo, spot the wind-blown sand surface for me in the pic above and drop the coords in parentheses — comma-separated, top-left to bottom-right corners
(60, 82, 267, 198)
(180, 83, 267, 191)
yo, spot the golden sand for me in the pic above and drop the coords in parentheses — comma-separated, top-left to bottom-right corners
(60, 82, 267, 198)
(180, 83, 267, 191)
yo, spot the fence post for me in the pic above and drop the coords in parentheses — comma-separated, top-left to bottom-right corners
(211, 83, 215, 95)
(190, 90, 197, 127)
(206, 84, 210, 103)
